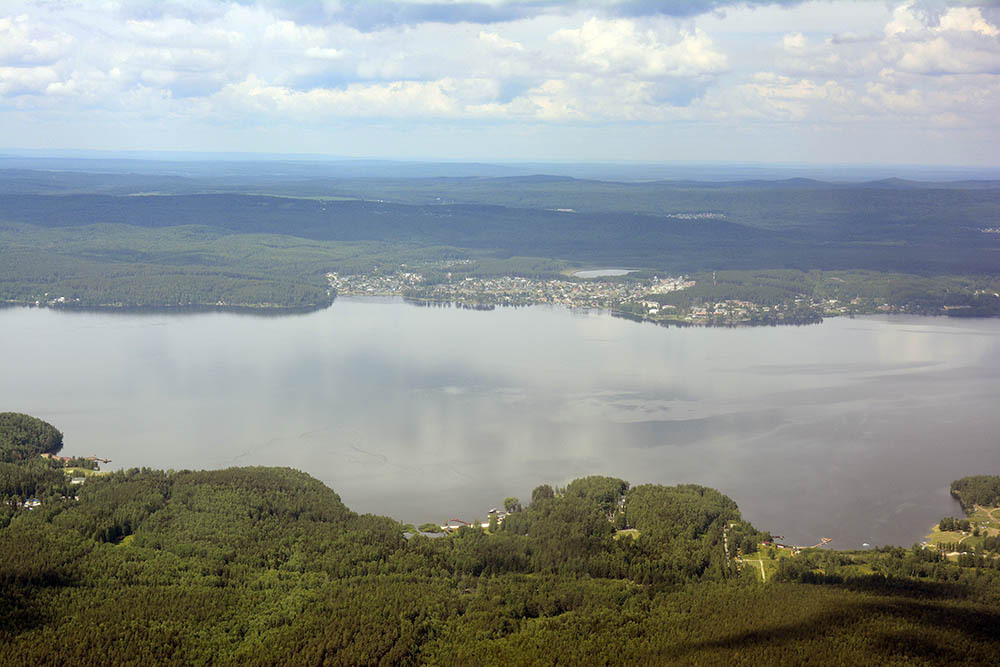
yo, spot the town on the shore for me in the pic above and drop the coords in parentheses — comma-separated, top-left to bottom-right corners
(326, 271, 873, 326)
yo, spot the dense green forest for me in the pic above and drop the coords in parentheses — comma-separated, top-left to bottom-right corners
(0, 412, 63, 462)
(952, 476, 1000, 512)
(3, 416, 1000, 663)
(1, 166, 998, 311)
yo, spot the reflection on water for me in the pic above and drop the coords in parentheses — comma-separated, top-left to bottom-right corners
(3, 299, 998, 548)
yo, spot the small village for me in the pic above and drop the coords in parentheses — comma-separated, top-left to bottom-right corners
(10, 452, 110, 513)
(326, 271, 868, 326)
(327, 271, 694, 311)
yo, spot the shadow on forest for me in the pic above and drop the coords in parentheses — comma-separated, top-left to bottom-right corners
(0, 585, 57, 635)
(839, 574, 972, 600)
(666, 587, 1000, 662)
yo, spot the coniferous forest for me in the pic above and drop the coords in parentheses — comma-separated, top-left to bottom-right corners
(3, 414, 1000, 664)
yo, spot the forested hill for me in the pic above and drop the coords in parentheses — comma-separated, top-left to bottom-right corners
(2, 190, 999, 273)
(0, 412, 63, 462)
(3, 416, 1000, 662)
(1, 166, 999, 310)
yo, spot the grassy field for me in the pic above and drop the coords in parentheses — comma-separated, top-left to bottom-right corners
(969, 505, 1000, 535)
(741, 544, 796, 581)
(924, 506, 1000, 553)
(62, 466, 108, 478)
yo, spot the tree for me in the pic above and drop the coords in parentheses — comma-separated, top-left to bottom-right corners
(504, 497, 521, 513)
(531, 484, 554, 507)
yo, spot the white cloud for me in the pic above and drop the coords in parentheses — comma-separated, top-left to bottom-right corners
(864, 81, 924, 114)
(0, 14, 74, 65)
(550, 18, 727, 78)
(782, 32, 807, 53)
(305, 47, 347, 60)
(894, 34, 1000, 74)
(478, 31, 524, 51)
(715, 72, 852, 121)
(939, 6, 1000, 36)
(0, 0, 998, 163)
(215, 75, 483, 118)
(885, 2, 927, 37)
(0, 65, 59, 95)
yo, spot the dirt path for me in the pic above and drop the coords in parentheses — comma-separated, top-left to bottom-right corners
(744, 557, 766, 582)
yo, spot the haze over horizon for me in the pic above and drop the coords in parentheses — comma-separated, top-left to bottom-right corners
(2, 0, 999, 166)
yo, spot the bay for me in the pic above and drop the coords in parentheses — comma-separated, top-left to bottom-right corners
(3, 298, 998, 548)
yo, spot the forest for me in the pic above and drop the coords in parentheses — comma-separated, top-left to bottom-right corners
(1, 164, 999, 311)
(2, 415, 1000, 664)
(0, 412, 63, 462)
(952, 476, 1000, 512)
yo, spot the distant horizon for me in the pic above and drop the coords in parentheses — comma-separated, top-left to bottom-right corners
(4, 146, 1000, 170)
(3, 148, 999, 183)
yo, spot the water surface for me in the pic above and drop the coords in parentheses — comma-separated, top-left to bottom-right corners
(3, 299, 997, 548)
(573, 269, 634, 278)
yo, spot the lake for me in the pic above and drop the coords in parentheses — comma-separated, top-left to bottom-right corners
(3, 299, 998, 548)
(572, 269, 635, 278)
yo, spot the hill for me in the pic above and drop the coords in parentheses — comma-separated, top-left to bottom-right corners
(1, 165, 999, 310)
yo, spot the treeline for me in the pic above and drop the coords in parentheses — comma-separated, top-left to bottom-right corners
(951, 475, 1000, 512)
(0, 226, 339, 310)
(938, 517, 972, 532)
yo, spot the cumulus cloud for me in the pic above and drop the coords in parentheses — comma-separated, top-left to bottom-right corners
(782, 32, 808, 53)
(0, 64, 59, 95)
(551, 18, 727, 78)
(0, 14, 74, 65)
(0, 0, 998, 161)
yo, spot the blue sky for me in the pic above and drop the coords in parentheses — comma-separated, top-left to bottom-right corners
(1, 1, 998, 164)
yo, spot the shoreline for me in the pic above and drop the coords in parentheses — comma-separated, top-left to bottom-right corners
(5, 293, 1000, 328)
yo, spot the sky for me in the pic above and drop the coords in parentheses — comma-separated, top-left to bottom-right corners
(1, 0, 999, 165)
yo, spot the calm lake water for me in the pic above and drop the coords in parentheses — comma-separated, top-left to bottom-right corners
(572, 269, 635, 278)
(3, 299, 998, 548)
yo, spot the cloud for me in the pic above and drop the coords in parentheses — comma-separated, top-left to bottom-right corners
(214, 74, 497, 118)
(254, 1, 813, 31)
(1, 0, 998, 163)
(550, 18, 728, 78)
(939, 6, 1000, 35)
(0, 64, 59, 96)
(894, 34, 1000, 74)
(782, 32, 808, 53)
(770, 1, 1000, 78)
(710, 71, 853, 121)
(479, 31, 524, 52)
(0, 14, 74, 65)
